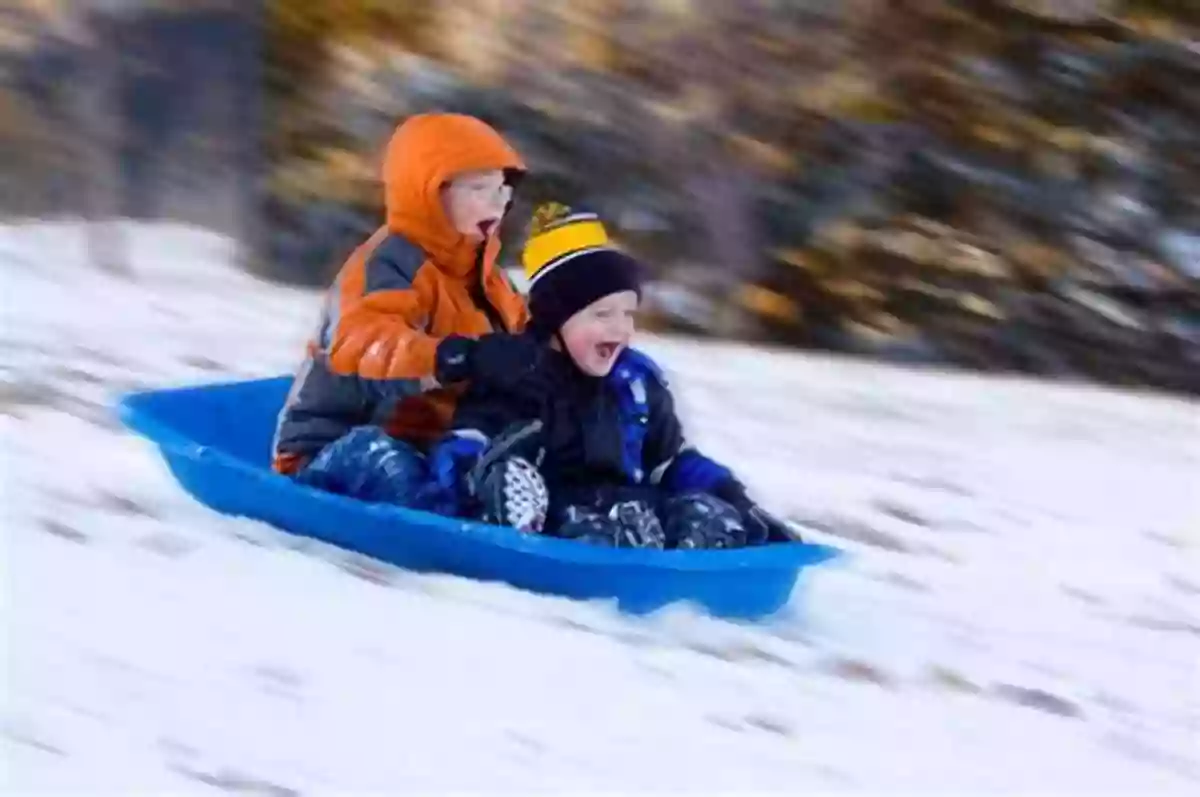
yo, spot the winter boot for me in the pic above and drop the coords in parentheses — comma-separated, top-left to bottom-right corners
(466, 420, 549, 533)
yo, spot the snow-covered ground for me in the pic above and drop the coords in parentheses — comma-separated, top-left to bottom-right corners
(2, 221, 1197, 794)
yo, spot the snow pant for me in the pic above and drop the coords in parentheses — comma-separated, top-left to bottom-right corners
(293, 426, 434, 509)
(552, 489, 754, 550)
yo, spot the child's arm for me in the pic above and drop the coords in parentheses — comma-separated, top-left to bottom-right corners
(324, 236, 542, 402)
(426, 387, 542, 515)
(642, 384, 737, 494)
(642, 388, 800, 542)
(324, 237, 443, 396)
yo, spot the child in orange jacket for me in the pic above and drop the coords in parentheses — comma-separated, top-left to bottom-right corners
(273, 113, 544, 505)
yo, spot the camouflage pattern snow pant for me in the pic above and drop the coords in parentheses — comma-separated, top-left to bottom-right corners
(294, 425, 433, 508)
(554, 490, 752, 550)
(556, 499, 668, 549)
(661, 491, 755, 550)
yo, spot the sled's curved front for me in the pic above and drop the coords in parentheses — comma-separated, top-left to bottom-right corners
(117, 377, 840, 619)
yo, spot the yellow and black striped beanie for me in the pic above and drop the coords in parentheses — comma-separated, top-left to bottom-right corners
(521, 202, 642, 340)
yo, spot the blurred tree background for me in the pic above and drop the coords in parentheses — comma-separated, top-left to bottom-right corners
(2, 0, 1198, 392)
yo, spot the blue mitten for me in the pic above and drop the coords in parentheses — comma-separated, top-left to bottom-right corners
(661, 449, 734, 494)
(419, 432, 487, 516)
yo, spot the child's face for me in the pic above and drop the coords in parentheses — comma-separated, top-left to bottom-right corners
(441, 169, 513, 240)
(559, 290, 639, 377)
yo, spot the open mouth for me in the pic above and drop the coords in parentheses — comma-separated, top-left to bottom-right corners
(595, 341, 622, 360)
(477, 218, 499, 237)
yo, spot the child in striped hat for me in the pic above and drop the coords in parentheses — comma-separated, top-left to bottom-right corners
(424, 203, 798, 549)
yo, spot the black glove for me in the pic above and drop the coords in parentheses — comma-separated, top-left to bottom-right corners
(435, 332, 545, 394)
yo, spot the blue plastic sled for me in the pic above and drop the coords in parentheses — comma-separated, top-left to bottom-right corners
(117, 376, 840, 619)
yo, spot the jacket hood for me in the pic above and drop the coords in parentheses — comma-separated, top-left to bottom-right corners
(382, 113, 525, 277)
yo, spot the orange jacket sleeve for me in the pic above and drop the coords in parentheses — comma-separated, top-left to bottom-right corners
(328, 288, 440, 381)
(324, 235, 442, 389)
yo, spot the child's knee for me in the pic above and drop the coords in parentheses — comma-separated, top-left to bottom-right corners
(553, 507, 617, 546)
(662, 491, 747, 550)
(610, 500, 666, 549)
(298, 425, 428, 505)
(555, 500, 664, 549)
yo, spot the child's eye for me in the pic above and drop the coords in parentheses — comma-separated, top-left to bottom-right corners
(471, 183, 511, 199)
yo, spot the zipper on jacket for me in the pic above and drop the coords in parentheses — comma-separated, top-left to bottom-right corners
(469, 247, 508, 333)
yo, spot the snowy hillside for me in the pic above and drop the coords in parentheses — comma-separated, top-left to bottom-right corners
(3, 221, 1198, 794)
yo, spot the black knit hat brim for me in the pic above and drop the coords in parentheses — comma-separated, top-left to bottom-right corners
(528, 248, 642, 341)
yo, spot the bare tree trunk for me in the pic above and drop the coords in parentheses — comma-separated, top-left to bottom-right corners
(62, 4, 129, 275)
(667, 2, 765, 294)
(639, 0, 861, 335)
(232, 2, 268, 273)
(502, 0, 566, 100)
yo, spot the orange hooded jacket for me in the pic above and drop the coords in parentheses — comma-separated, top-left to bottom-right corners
(272, 114, 529, 475)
